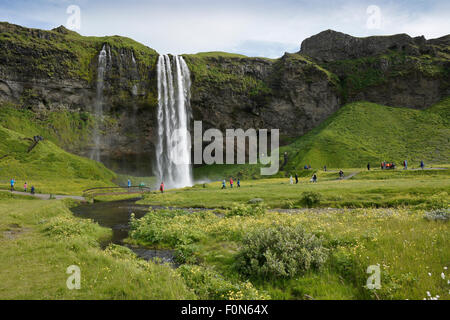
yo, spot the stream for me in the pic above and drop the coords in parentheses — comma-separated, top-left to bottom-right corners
(70, 198, 176, 264)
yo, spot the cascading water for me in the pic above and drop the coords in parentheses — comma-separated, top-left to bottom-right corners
(155, 54, 193, 189)
(90, 44, 107, 162)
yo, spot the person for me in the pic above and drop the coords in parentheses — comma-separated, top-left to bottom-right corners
(312, 174, 317, 183)
(24, 182, 28, 192)
(323, 165, 327, 172)
(295, 173, 298, 184)
(159, 181, 164, 193)
(304, 165, 308, 170)
(339, 170, 344, 179)
(237, 178, 240, 188)
(127, 179, 131, 188)
(222, 180, 226, 189)
(30, 186, 35, 195)
(420, 160, 424, 170)
(230, 178, 233, 188)
(289, 175, 293, 184)
(403, 160, 408, 170)
(10, 178, 15, 192)
(367, 163, 370, 171)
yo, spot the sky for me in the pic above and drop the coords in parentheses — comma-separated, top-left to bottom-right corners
(0, 0, 449, 58)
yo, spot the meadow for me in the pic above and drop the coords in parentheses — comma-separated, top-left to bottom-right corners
(140, 168, 450, 209)
(0, 197, 194, 299)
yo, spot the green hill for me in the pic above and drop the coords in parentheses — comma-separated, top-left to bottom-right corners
(0, 124, 116, 194)
(194, 98, 450, 179)
(283, 98, 450, 169)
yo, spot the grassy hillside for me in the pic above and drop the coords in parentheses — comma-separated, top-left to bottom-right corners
(0, 124, 116, 194)
(194, 98, 450, 179)
(283, 98, 450, 170)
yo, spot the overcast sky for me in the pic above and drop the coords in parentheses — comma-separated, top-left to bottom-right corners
(1, 0, 449, 58)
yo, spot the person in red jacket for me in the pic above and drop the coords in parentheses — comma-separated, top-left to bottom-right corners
(159, 182, 164, 193)
(230, 178, 233, 188)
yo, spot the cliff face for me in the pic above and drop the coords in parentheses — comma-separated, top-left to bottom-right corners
(0, 22, 159, 174)
(184, 52, 341, 139)
(300, 30, 450, 108)
(0, 23, 448, 174)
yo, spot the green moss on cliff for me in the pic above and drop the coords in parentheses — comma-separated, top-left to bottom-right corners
(0, 103, 94, 154)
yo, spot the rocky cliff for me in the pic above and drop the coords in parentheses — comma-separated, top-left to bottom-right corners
(0, 22, 448, 174)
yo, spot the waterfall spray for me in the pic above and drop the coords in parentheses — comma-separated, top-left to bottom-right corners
(155, 55, 193, 189)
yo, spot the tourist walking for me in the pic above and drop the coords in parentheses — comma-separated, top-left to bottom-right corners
(367, 163, 370, 171)
(31, 186, 35, 195)
(222, 180, 226, 189)
(237, 178, 240, 188)
(10, 178, 15, 191)
(289, 175, 293, 184)
(295, 173, 298, 184)
(403, 160, 408, 170)
(230, 178, 233, 188)
(420, 160, 424, 170)
(159, 182, 164, 193)
(24, 182, 28, 192)
(311, 174, 317, 183)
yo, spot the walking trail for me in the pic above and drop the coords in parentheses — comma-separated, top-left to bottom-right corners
(1, 189, 85, 201)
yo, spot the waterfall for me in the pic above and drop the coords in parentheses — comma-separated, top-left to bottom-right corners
(90, 44, 107, 162)
(155, 54, 193, 189)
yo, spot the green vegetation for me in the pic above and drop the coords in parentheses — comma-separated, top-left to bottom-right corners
(0, 22, 158, 83)
(0, 103, 94, 153)
(183, 53, 273, 103)
(0, 199, 194, 299)
(129, 204, 449, 300)
(324, 51, 449, 101)
(195, 98, 450, 179)
(0, 123, 115, 195)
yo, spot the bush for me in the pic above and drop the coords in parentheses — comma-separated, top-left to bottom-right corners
(177, 265, 270, 300)
(235, 224, 328, 278)
(298, 191, 322, 207)
(226, 203, 266, 217)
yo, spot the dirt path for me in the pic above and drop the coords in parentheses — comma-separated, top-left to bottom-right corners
(1, 189, 86, 201)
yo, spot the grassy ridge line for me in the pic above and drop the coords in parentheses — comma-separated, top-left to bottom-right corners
(0, 22, 158, 82)
(0, 199, 194, 299)
(0, 123, 116, 195)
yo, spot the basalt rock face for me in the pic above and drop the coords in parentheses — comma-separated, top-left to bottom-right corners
(300, 30, 450, 109)
(0, 22, 449, 174)
(184, 53, 341, 139)
(0, 22, 159, 175)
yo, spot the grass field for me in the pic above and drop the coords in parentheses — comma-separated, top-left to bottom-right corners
(0, 197, 194, 299)
(141, 168, 450, 209)
(129, 204, 449, 300)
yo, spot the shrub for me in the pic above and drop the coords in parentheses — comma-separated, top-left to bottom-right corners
(226, 203, 266, 217)
(235, 224, 328, 278)
(177, 265, 270, 300)
(298, 191, 322, 207)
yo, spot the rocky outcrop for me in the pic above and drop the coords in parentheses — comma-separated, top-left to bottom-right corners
(300, 30, 450, 109)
